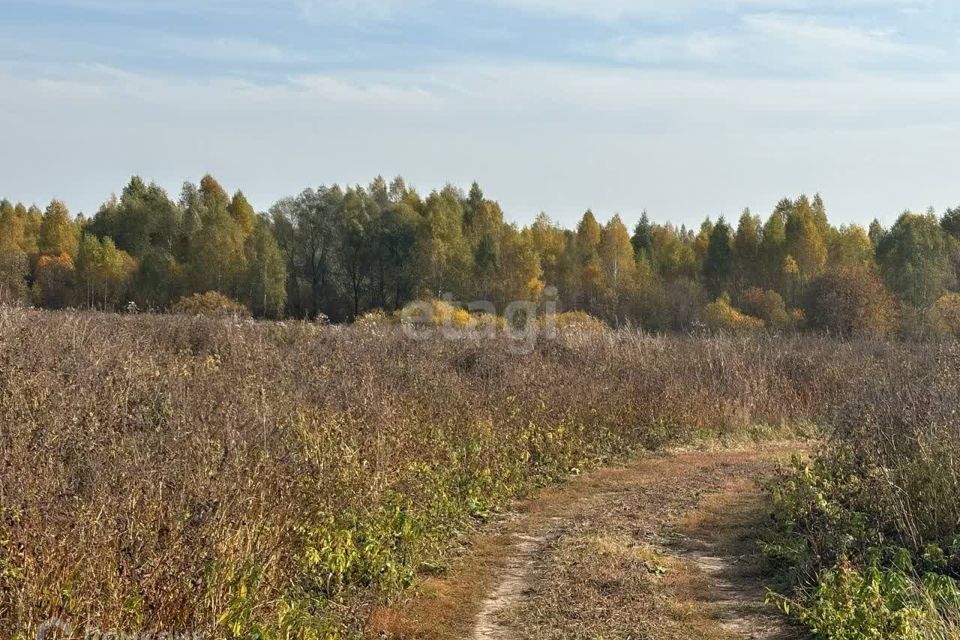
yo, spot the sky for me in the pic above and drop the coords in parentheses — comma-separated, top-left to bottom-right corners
(1, 0, 959, 229)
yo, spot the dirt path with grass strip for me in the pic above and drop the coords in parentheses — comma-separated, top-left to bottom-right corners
(368, 446, 805, 640)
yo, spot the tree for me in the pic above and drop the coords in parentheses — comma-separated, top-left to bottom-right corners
(76, 233, 102, 308)
(39, 200, 79, 258)
(18, 172, 960, 330)
(663, 278, 705, 330)
(733, 210, 761, 291)
(575, 210, 602, 260)
(694, 218, 714, 270)
(21, 204, 42, 257)
(829, 225, 874, 269)
(133, 249, 181, 311)
(599, 215, 637, 292)
(33, 252, 77, 309)
(0, 234, 28, 305)
(0, 201, 30, 304)
(0, 200, 25, 251)
(599, 215, 639, 322)
(338, 187, 373, 318)
(85, 179, 183, 309)
(462, 187, 505, 301)
(943, 207, 960, 241)
(526, 212, 567, 290)
(804, 267, 896, 337)
(761, 203, 789, 292)
(182, 176, 247, 297)
(553, 233, 581, 311)
(247, 219, 287, 318)
(785, 196, 827, 284)
(782, 255, 802, 305)
(0, 251, 28, 305)
(876, 212, 952, 309)
(388, 176, 409, 205)
(575, 210, 604, 313)
(422, 187, 470, 297)
(491, 225, 543, 308)
(869, 219, 887, 248)
(228, 191, 257, 239)
(374, 199, 422, 311)
(77, 234, 137, 310)
(631, 212, 653, 262)
(472, 234, 499, 300)
(703, 217, 734, 296)
(463, 182, 485, 232)
(89, 177, 180, 257)
(361, 178, 405, 310)
(650, 224, 696, 281)
(271, 187, 342, 319)
(812, 194, 831, 240)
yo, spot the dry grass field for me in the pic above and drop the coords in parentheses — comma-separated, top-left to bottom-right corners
(0, 307, 952, 638)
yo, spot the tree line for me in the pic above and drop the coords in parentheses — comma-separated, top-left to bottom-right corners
(2, 174, 959, 336)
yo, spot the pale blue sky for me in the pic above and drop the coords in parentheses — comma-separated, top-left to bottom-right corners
(1, 0, 959, 227)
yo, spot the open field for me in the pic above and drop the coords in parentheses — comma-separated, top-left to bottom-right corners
(0, 307, 956, 638)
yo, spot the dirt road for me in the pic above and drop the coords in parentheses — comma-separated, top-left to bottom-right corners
(369, 446, 804, 640)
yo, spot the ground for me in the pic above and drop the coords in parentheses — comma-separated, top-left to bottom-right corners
(367, 445, 807, 640)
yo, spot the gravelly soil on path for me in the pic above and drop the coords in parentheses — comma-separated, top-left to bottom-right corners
(370, 446, 807, 640)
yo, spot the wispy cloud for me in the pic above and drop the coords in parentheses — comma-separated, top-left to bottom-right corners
(288, 73, 440, 106)
(1, 0, 959, 225)
(490, 0, 931, 22)
(593, 11, 940, 74)
(157, 35, 306, 64)
(294, 0, 428, 20)
(604, 33, 735, 65)
(2, 61, 440, 109)
(18, 0, 290, 16)
(742, 13, 912, 56)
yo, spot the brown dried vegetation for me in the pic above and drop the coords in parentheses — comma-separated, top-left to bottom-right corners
(0, 307, 940, 638)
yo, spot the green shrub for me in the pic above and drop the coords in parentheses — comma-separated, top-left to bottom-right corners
(300, 503, 421, 597)
(773, 560, 955, 640)
(767, 343, 960, 638)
